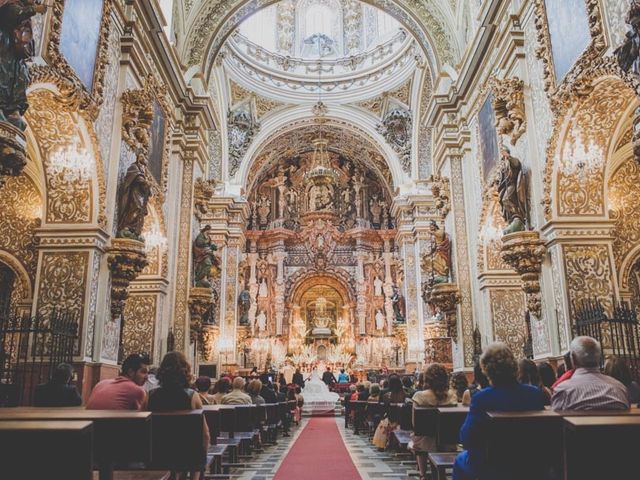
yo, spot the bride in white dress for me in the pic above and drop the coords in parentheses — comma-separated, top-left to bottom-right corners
(302, 368, 340, 415)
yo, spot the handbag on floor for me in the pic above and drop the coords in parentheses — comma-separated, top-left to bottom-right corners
(372, 417, 391, 449)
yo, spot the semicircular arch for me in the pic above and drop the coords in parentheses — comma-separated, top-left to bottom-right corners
(236, 104, 404, 192)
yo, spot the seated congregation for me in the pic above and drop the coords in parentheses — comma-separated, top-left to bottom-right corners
(347, 336, 640, 480)
(3, 335, 640, 480)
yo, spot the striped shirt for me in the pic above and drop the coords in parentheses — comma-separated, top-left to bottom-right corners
(551, 367, 629, 411)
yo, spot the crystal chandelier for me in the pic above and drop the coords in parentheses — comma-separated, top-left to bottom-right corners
(48, 136, 93, 183)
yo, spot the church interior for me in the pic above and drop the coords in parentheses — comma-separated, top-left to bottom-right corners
(2, 0, 640, 479)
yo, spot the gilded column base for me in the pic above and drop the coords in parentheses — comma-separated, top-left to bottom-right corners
(107, 238, 148, 317)
(424, 282, 461, 341)
(500, 231, 546, 318)
(188, 286, 215, 347)
(425, 321, 452, 364)
(0, 122, 27, 181)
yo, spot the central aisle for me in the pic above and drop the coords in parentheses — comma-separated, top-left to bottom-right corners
(273, 417, 362, 480)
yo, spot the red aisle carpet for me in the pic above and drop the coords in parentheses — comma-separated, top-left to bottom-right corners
(274, 417, 362, 480)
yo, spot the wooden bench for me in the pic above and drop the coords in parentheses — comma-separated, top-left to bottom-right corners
(563, 416, 640, 480)
(427, 452, 458, 480)
(0, 409, 151, 480)
(202, 405, 237, 470)
(486, 410, 561, 480)
(436, 406, 468, 448)
(150, 410, 213, 474)
(0, 420, 93, 480)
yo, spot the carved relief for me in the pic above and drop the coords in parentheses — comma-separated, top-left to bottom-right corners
(107, 238, 148, 317)
(489, 289, 527, 358)
(173, 157, 195, 350)
(26, 91, 94, 224)
(36, 251, 89, 354)
(563, 244, 615, 317)
(608, 157, 640, 277)
(377, 105, 412, 173)
(489, 77, 526, 145)
(228, 104, 260, 178)
(122, 294, 157, 358)
(451, 157, 474, 366)
(0, 175, 41, 281)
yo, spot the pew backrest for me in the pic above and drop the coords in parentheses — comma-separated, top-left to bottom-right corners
(150, 410, 206, 471)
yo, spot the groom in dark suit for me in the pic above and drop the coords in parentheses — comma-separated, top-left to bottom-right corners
(321, 367, 336, 387)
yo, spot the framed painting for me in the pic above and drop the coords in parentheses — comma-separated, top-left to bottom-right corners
(544, 0, 591, 83)
(478, 95, 500, 183)
(148, 100, 167, 186)
(59, 0, 106, 91)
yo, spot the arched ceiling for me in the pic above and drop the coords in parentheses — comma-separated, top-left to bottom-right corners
(182, 0, 459, 82)
(246, 124, 394, 195)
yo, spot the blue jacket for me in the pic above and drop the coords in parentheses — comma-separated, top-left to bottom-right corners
(457, 383, 545, 478)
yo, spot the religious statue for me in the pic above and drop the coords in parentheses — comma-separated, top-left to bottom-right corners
(375, 309, 385, 331)
(422, 220, 451, 285)
(277, 183, 287, 219)
(258, 277, 268, 297)
(495, 146, 527, 234)
(0, 1, 45, 176)
(369, 195, 382, 225)
(616, 1, 640, 75)
(257, 195, 271, 225)
(309, 184, 333, 211)
(117, 159, 153, 239)
(286, 187, 298, 212)
(0, 0, 45, 131)
(256, 310, 267, 333)
(341, 186, 351, 205)
(373, 276, 383, 297)
(391, 285, 406, 323)
(311, 297, 333, 335)
(238, 289, 251, 326)
(192, 225, 219, 288)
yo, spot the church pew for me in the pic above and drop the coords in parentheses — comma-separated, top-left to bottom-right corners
(436, 406, 468, 448)
(0, 419, 94, 479)
(563, 416, 640, 480)
(350, 400, 368, 434)
(485, 410, 562, 480)
(202, 406, 236, 470)
(0, 409, 151, 480)
(150, 410, 213, 474)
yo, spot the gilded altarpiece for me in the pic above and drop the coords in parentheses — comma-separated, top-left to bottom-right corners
(122, 295, 157, 359)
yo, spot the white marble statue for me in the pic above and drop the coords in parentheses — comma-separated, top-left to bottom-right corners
(373, 276, 383, 296)
(375, 309, 385, 331)
(256, 310, 267, 332)
(258, 277, 268, 297)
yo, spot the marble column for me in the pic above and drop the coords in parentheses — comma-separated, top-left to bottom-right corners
(355, 251, 367, 335)
(273, 250, 287, 335)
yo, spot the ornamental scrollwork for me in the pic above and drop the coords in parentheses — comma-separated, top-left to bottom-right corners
(377, 105, 412, 173)
(122, 295, 157, 359)
(228, 104, 260, 178)
(489, 77, 527, 146)
(107, 238, 148, 317)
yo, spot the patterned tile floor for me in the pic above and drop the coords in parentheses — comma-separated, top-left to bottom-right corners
(225, 415, 419, 480)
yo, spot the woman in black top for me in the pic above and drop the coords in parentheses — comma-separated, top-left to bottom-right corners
(148, 352, 209, 480)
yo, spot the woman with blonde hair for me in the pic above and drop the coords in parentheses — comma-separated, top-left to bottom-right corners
(411, 363, 457, 480)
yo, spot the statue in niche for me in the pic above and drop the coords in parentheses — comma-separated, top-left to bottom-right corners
(310, 184, 333, 211)
(381, 201, 390, 229)
(258, 277, 268, 297)
(256, 310, 267, 333)
(286, 187, 298, 214)
(238, 289, 251, 326)
(616, 1, 640, 75)
(277, 183, 287, 219)
(117, 158, 153, 239)
(375, 309, 385, 331)
(391, 285, 406, 323)
(422, 220, 452, 285)
(373, 276, 383, 297)
(0, 0, 45, 131)
(257, 195, 271, 225)
(495, 146, 527, 234)
(369, 195, 382, 225)
(192, 225, 219, 288)
(341, 186, 351, 205)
